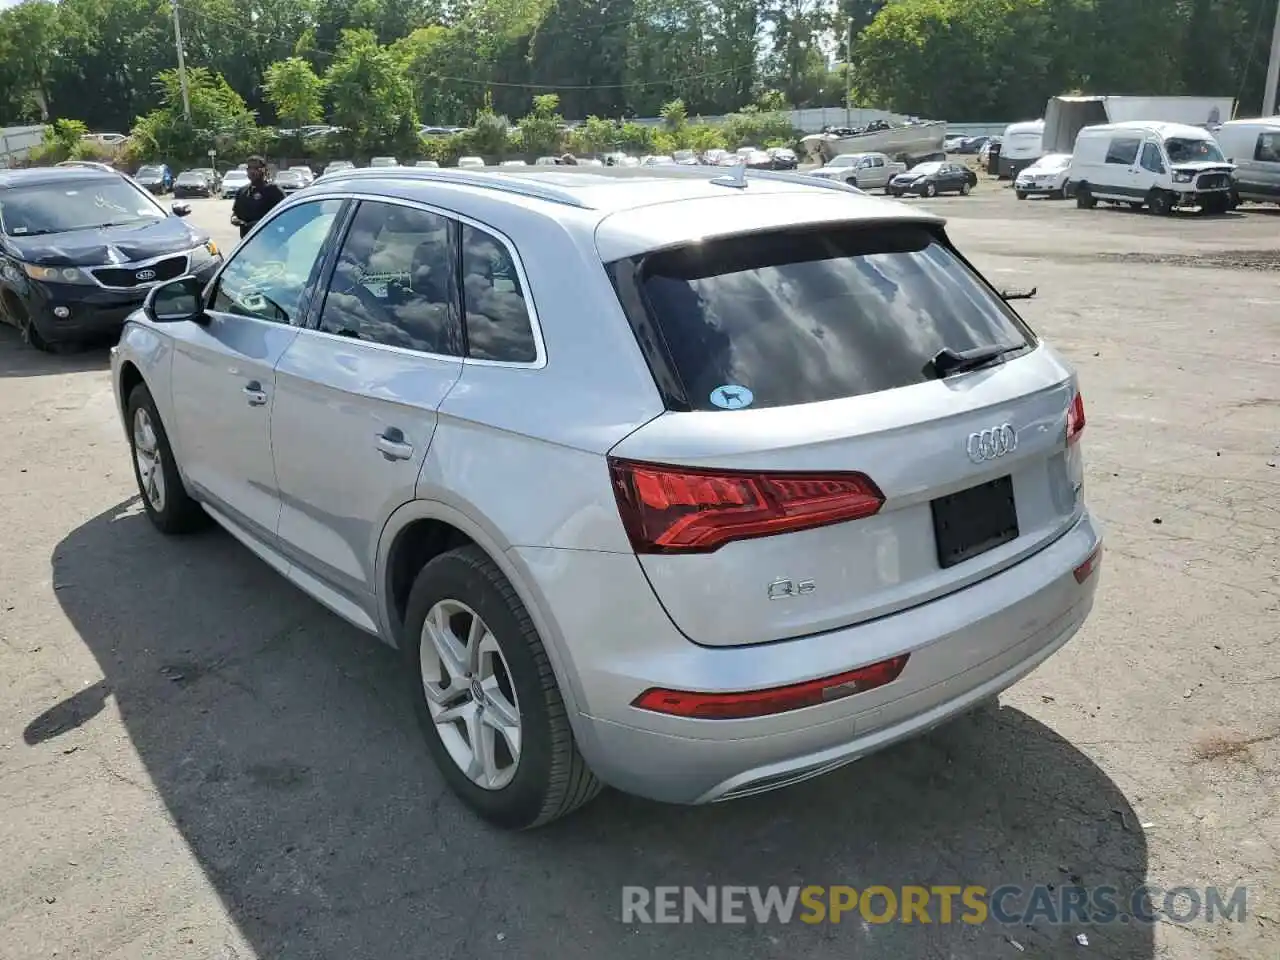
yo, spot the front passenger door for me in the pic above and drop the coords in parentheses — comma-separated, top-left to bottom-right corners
(167, 198, 345, 543)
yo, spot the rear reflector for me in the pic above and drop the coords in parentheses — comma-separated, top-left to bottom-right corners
(1067, 392, 1086, 445)
(1073, 545, 1102, 584)
(632, 655, 910, 719)
(608, 458, 884, 554)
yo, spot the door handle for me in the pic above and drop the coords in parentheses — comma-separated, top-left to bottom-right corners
(376, 427, 414, 461)
(243, 380, 268, 406)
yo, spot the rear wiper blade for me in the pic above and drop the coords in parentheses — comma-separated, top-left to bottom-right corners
(929, 343, 1023, 378)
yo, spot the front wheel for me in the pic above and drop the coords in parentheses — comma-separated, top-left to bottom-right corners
(126, 383, 208, 534)
(960, 181, 971, 196)
(1147, 190, 1174, 216)
(403, 545, 602, 829)
(1076, 185, 1096, 209)
(923, 182, 937, 198)
(1015, 189, 1027, 200)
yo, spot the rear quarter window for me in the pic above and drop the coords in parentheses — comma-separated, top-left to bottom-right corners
(609, 223, 1035, 412)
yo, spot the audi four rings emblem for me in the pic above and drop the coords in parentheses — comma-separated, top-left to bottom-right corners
(967, 424, 1017, 463)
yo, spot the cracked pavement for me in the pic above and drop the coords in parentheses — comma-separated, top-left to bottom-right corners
(0, 183, 1276, 959)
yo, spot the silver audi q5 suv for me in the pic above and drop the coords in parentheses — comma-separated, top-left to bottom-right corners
(110, 166, 1103, 828)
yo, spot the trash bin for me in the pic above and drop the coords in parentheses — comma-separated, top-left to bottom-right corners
(986, 141, 1002, 176)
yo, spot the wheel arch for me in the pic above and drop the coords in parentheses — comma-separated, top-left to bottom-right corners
(376, 499, 588, 721)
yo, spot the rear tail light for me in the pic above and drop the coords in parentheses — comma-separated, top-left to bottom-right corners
(607, 458, 885, 554)
(1073, 545, 1102, 583)
(632, 655, 910, 719)
(1066, 392, 1086, 445)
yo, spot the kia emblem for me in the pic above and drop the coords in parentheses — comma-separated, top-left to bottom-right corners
(135, 269, 157, 282)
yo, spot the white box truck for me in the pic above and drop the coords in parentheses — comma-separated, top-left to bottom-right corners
(1042, 96, 1235, 155)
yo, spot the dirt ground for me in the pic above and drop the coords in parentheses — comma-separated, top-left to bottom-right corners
(0, 176, 1277, 960)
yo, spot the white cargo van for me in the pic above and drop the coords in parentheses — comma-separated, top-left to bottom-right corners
(1067, 121, 1234, 215)
(999, 120, 1045, 178)
(1214, 117, 1280, 206)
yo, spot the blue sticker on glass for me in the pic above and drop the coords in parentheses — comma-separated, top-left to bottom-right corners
(709, 384, 754, 410)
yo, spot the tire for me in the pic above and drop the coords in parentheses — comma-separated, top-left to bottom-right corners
(403, 545, 603, 829)
(889, 189, 902, 198)
(1129, 202, 1144, 211)
(1202, 194, 1228, 215)
(126, 383, 208, 534)
(924, 182, 937, 197)
(960, 181, 971, 195)
(1147, 190, 1174, 216)
(846, 176, 858, 188)
(1015, 189, 1027, 200)
(8, 297, 55, 353)
(1076, 184, 1096, 209)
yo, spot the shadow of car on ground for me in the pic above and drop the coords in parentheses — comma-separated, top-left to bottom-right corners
(34, 499, 1153, 959)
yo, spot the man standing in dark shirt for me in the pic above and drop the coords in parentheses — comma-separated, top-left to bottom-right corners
(230, 156, 285, 239)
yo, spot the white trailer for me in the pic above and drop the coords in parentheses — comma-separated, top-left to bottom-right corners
(1042, 96, 1236, 155)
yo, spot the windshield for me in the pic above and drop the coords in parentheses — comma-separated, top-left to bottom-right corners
(1033, 154, 1070, 170)
(224, 171, 248, 181)
(1165, 137, 1225, 164)
(910, 162, 943, 174)
(0, 178, 163, 236)
(136, 166, 164, 178)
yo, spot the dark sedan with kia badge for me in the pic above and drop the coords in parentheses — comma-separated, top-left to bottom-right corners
(0, 168, 222, 351)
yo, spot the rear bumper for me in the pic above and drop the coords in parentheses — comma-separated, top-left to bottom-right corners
(512, 510, 1102, 805)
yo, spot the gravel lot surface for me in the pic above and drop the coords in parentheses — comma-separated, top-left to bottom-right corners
(1, 174, 1277, 960)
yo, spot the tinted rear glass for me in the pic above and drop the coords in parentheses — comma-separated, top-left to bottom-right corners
(624, 224, 1034, 411)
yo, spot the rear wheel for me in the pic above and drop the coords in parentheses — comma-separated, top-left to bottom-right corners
(403, 545, 602, 829)
(960, 181, 971, 196)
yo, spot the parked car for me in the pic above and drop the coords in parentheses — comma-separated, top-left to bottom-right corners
(288, 165, 315, 186)
(500, 160, 528, 167)
(414, 160, 441, 169)
(744, 150, 775, 170)
(809, 152, 906, 191)
(322, 160, 357, 177)
(191, 167, 221, 191)
(768, 147, 799, 170)
(888, 161, 978, 197)
(642, 155, 675, 166)
(672, 149, 699, 166)
(109, 165, 1101, 829)
(134, 164, 173, 194)
(457, 156, 486, 168)
(702, 149, 728, 166)
(220, 168, 250, 199)
(274, 169, 307, 193)
(370, 157, 399, 168)
(1067, 121, 1233, 215)
(172, 170, 215, 198)
(943, 136, 968, 152)
(535, 156, 560, 166)
(0, 167, 219, 351)
(1205, 117, 1278, 208)
(1014, 153, 1072, 200)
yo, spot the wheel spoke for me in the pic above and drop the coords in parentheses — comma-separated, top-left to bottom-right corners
(479, 683, 521, 761)
(425, 604, 470, 685)
(462, 702, 491, 784)
(465, 611, 486, 670)
(435, 698, 477, 727)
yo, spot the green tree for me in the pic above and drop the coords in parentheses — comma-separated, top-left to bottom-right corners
(0, 0, 61, 121)
(325, 28, 417, 152)
(264, 57, 327, 132)
(660, 98, 688, 130)
(128, 67, 257, 165)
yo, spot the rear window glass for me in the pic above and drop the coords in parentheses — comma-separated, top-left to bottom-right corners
(625, 224, 1033, 411)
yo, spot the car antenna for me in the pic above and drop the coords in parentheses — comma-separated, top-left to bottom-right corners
(711, 163, 748, 190)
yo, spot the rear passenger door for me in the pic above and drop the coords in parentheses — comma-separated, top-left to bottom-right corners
(269, 199, 465, 624)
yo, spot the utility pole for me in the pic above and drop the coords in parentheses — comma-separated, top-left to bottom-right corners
(170, 0, 192, 121)
(1264, 0, 1280, 116)
(845, 17, 854, 128)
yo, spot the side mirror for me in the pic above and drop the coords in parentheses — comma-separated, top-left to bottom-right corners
(144, 275, 205, 324)
(171, 202, 191, 217)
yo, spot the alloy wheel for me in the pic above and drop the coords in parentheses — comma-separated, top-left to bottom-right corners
(420, 599, 522, 790)
(132, 407, 167, 512)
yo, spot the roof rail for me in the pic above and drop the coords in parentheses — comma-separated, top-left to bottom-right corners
(309, 166, 591, 208)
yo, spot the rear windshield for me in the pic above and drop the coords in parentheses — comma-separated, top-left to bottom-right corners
(613, 224, 1034, 412)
